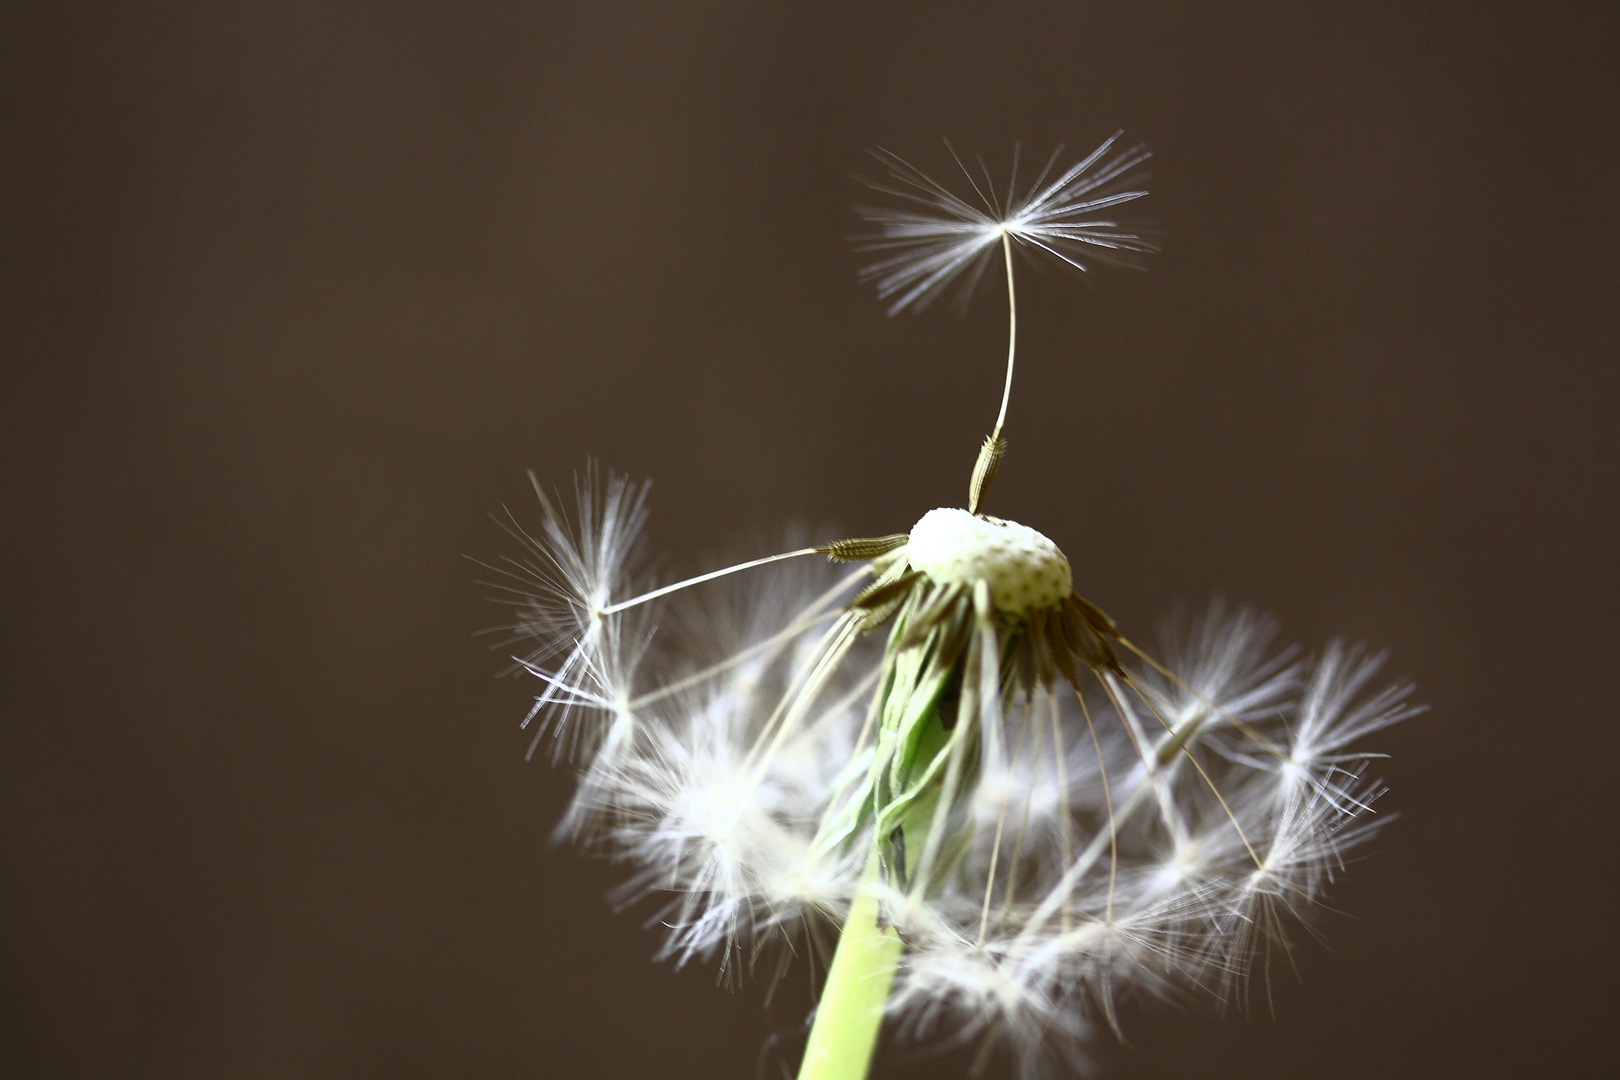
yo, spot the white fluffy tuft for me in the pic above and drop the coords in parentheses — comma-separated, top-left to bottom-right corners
(855, 133, 1157, 315)
(497, 476, 1415, 1068)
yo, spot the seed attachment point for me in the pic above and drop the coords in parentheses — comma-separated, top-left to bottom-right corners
(967, 434, 1007, 515)
(817, 534, 911, 563)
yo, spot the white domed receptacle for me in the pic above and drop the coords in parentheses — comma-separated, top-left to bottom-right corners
(907, 507, 1072, 613)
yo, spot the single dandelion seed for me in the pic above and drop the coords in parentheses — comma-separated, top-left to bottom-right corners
(486, 132, 1419, 1079)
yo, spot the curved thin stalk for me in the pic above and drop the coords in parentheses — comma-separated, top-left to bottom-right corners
(991, 230, 1017, 440)
(596, 547, 820, 615)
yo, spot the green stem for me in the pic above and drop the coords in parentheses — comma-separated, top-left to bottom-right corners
(797, 850, 903, 1080)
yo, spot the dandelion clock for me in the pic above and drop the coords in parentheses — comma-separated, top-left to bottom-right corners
(481, 133, 1420, 1078)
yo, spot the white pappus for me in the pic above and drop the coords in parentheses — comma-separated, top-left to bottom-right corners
(484, 133, 1421, 1078)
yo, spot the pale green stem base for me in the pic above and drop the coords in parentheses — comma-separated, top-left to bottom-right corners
(797, 852, 904, 1080)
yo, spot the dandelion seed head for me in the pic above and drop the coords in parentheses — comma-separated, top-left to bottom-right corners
(908, 507, 1073, 612)
(489, 132, 1417, 1074)
(498, 474, 1414, 1062)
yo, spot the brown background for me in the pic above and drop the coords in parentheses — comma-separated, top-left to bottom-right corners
(3, 4, 1616, 1078)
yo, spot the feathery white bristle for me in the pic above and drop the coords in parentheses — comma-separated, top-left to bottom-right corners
(855, 133, 1157, 315)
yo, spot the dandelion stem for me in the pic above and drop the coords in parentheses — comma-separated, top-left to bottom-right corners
(992, 230, 1017, 440)
(797, 849, 903, 1080)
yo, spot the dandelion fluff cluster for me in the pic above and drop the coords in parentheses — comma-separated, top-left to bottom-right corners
(492, 481, 1418, 1071)
(487, 134, 1419, 1075)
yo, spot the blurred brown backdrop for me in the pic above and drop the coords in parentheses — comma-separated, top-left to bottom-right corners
(2, 4, 1616, 1078)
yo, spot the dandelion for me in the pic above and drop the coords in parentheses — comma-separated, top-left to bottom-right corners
(486, 133, 1419, 1078)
